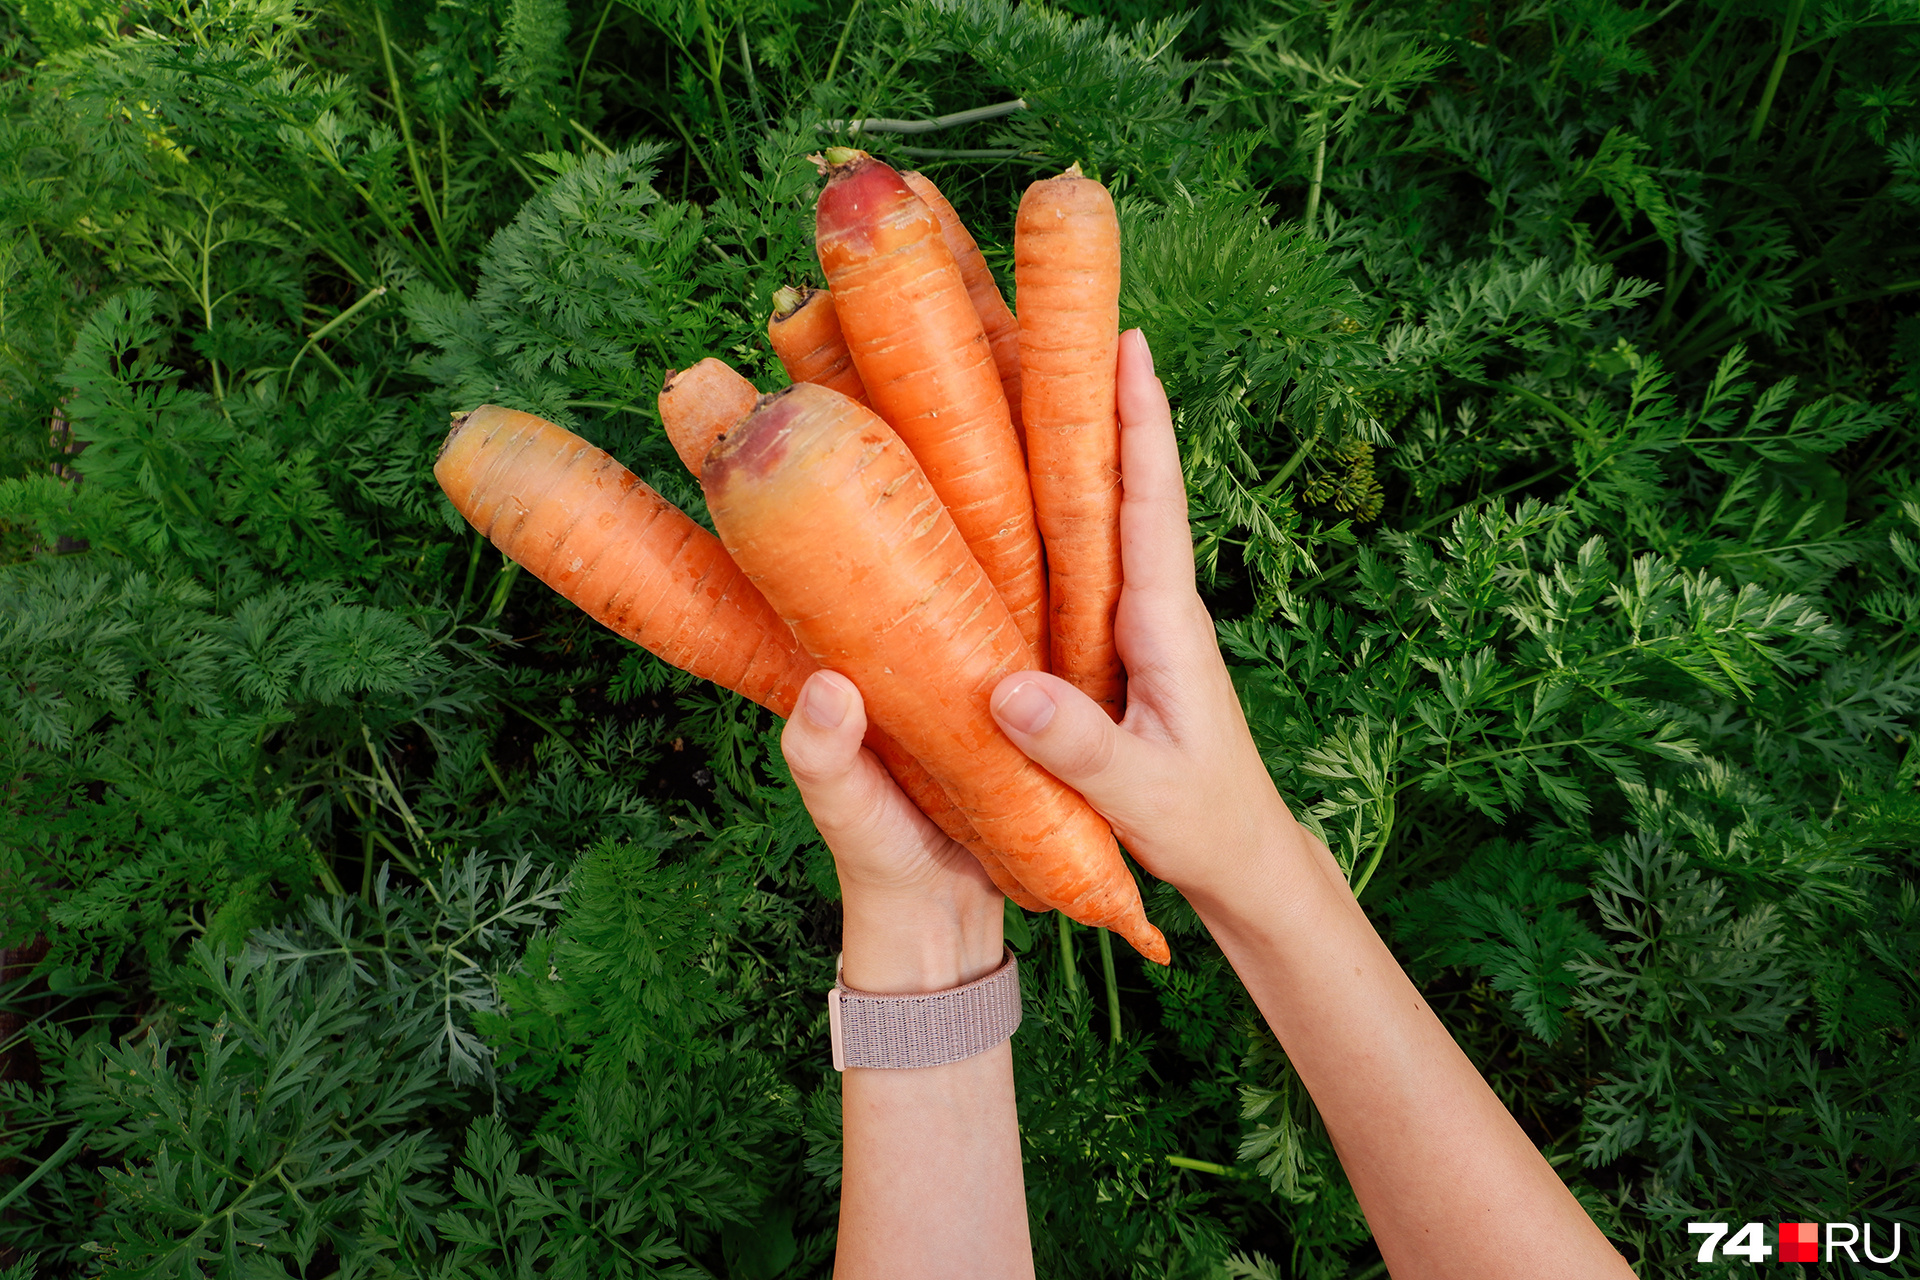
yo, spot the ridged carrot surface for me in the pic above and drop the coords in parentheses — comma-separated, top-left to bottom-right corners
(900, 170, 1024, 450)
(435, 405, 810, 711)
(814, 149, 1049, 667)
(650, 380, 1040, 906)
(766, 286, 870, 407)
(659, 358, 758, 476)
(1016, 166, 1126, 719)
(703, 382, 1169, 964)
(435, 404, 1044, 911)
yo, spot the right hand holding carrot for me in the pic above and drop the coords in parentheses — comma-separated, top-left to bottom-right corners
(988, 330, 1325, 912)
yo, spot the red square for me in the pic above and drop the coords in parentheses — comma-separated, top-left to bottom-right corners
(1779, 1222, 1819, 1263)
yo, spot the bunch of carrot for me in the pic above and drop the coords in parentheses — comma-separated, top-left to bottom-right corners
(434, 148, 1165, 964)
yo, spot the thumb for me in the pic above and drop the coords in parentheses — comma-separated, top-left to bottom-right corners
(783, 670, 968, 894)
(990, 671, 1165, 833)
(780, 670, 886, 841)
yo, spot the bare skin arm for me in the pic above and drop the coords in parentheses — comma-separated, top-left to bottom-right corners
(980, 329, 1637, 1280)
(780, 673, 1034, 1280)
(778, 327, 1631, 1279)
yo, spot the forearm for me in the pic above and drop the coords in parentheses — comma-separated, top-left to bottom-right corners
(834, 891, 1034, 1280)
(1187, 820, 1634, 1280)
(838, 1041, 1031, 1279)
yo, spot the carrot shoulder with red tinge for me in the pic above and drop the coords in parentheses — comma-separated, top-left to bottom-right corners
(703, 380, 1169, 963)
(812, 148, 1050, 669)
(1017, 164, 1126, 719)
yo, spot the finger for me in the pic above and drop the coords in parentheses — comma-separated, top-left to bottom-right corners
(779, 671, 898, 848)
(990, 670, 1171, 835)
(1116, 328, 1196, 602)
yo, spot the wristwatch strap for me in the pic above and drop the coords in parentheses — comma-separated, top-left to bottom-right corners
(828, 947, 1021, 1071)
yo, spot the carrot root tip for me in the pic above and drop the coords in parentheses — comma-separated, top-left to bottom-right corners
(1134, 927, 1171, 966)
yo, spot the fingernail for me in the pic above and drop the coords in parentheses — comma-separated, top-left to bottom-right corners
(993, 680, 1055, 735)
(804, 674, 850, 728)
(1128, 328, 1155, 377)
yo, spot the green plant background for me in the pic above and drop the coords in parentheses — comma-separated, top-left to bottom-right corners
(2, 0, 1917, 1276)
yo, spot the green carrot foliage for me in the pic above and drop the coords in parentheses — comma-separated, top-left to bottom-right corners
(2, 0, 1916, 1276)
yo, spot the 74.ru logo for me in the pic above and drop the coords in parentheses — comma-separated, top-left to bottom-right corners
(1688, 1221, 1906, 1265)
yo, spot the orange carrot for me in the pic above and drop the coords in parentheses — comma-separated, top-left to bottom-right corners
(900, 170, 1024, 450)
(650, 376, 1044, 907)
(659, 358, 759, 476)
(435, 404, 809, 712)
(766, 286, 870, 407)
(813, 148, 1050, 667)
(436, 404, 1045, 912)
(704, 382, 1169, 963)
(1016, 165, 1125, 719)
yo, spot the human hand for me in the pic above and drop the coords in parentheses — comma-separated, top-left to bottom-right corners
(988, 329, 1322, 913)
(780, 670, 1006, 993)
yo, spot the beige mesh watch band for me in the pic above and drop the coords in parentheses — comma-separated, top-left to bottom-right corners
(828, 947, 1022, 1071)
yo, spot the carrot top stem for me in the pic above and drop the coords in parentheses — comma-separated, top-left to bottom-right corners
(770, 284, 810, 320)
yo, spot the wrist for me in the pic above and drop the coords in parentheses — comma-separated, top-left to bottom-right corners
(838, 886, 1005, 993)
(1177, 811, 1338, 939)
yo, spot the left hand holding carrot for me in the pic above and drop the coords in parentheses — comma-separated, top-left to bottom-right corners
(780, 669, 1006, 995)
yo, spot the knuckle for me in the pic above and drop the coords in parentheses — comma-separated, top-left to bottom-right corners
(778, 725, 835, 786)
(1053, 716, 1119, 781)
